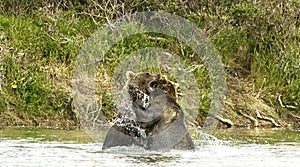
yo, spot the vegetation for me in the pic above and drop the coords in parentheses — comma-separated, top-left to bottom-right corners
(0, 0, 299, 128)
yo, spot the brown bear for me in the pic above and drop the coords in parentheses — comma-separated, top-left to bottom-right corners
(102, 71, 194, 150)
(101, 116, 149, 149)
(102, 72, 160, 149)
(150, 75, 179, 101)
(135, 74, 194, 150)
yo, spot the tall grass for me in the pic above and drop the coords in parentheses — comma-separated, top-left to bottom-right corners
(0, 0, 299, 123)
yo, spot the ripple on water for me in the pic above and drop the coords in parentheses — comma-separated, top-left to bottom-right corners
(0, 128, 299, 167)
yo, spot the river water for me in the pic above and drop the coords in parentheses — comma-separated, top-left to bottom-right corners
(0, 128, 299, 167)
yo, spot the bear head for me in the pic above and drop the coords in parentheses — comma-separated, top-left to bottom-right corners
(150, 75, 179, 101)
(125, 71, 161, 110)
(125, 71, 180, 126)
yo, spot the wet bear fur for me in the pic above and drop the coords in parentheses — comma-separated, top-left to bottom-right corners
(102, 72, 160, 149)
(126, 71, 195, 150)
(102, 117, 149, 149)
(137, 74, 194, 150)
(102, 71, 194, 150)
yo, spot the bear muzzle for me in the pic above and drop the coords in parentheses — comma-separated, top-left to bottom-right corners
(148, 74, 161, 91)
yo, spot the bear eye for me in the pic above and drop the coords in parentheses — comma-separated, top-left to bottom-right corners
(145, 72, 150, 75)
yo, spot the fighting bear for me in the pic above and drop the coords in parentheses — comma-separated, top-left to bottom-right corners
(101, 116, 149, 149)
(134, 73, 194, 150)
(102, 72, 159, 149)
(102, 71, 194, 150)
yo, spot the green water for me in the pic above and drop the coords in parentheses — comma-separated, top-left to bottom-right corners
(0, 128, 93, 143)
(213, 128, 300, 144)
(2, 128, 298, 144)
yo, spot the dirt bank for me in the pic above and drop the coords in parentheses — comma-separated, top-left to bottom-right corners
(1, 77, 299, 130)
(214, 77, 300, 129)
(0, 111, 80, 130)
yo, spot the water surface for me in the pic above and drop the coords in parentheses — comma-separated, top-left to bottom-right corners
(0, 128, 299, 167)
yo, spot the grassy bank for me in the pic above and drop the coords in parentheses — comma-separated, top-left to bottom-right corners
(0, 0, 299, 128)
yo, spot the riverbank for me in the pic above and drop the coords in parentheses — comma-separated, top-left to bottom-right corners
(219, 77, 300, 129)
(1, 89, 299, 130)
(0, 1, 299, 130)
(0, 76, 299, 130)
(0, 111, 80, 130)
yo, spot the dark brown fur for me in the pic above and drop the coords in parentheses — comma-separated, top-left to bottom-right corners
(138, 75, 194, 150)
(103, 71, 194, 150)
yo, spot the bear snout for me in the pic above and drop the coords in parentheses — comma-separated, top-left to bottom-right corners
(148, 74, 161, 91)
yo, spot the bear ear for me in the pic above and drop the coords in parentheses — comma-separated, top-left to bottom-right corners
(171, 81, 179, 89)
(126, 71, 136, 80)
(161, 75, 168, 80)
(174, 83, 179, 89)
(160, 75, 168, 83)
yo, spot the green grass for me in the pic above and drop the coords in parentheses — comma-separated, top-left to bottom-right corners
(0, 6, 97, 118)
(0, 0, 299, 125)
